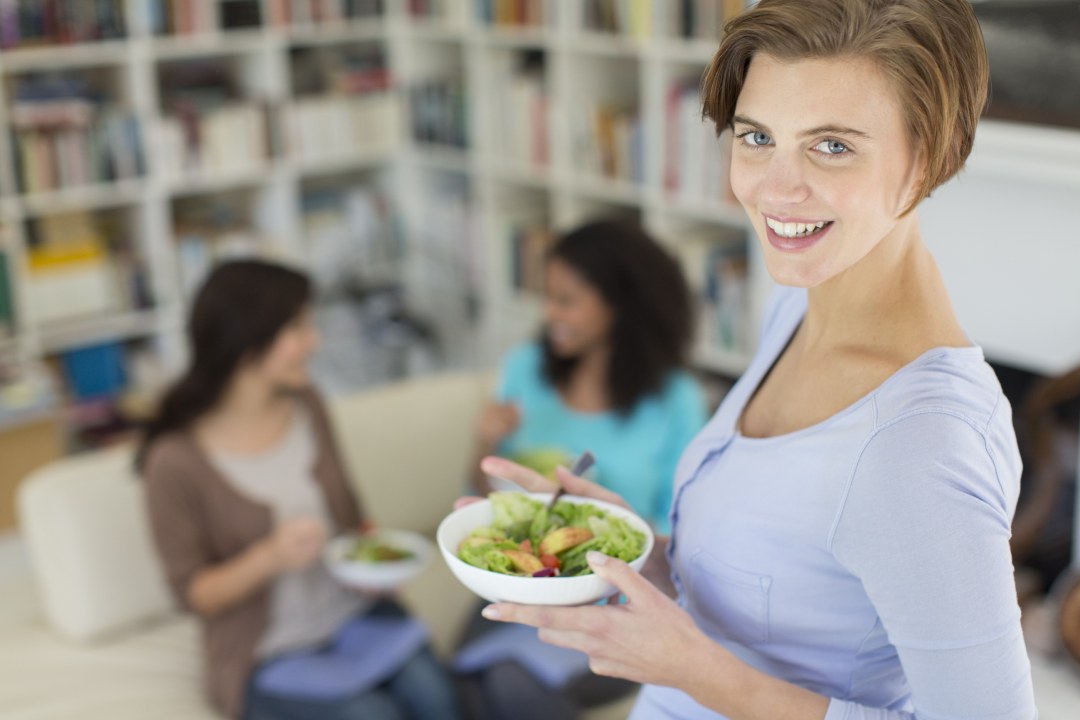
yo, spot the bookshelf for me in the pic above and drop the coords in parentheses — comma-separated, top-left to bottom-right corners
(0, 0, 766, 448)
(0, 0, 1074, 454)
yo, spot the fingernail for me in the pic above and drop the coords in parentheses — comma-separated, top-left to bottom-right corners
(587, 551, 607, 567)
(481, 605, 501, 620)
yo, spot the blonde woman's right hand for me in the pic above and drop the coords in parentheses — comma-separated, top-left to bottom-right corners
(477, 402, 521, 449)
(268, 516, 327, 573)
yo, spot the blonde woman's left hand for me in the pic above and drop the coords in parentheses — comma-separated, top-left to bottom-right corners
(480, 550, 722, 689)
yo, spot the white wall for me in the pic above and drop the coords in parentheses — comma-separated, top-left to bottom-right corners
(921, 120, 1080, 376)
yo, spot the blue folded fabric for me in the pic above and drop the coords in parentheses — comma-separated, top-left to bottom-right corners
(255, 616, 429, 701)
(454, 623, 591, 689)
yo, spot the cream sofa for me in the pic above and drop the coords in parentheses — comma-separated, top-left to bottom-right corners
(3, 372, 637, 720)
(7, 372, 1080, 719)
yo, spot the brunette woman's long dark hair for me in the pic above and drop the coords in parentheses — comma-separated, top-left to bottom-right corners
(136, 260, 312, 469)
(541, 220, 694, 415)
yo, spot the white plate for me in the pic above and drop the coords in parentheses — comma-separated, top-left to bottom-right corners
(324, 529, 434, 591)
(437, 493, 654, 606)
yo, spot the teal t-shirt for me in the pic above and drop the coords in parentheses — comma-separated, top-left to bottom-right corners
(495, 343, 707, 533)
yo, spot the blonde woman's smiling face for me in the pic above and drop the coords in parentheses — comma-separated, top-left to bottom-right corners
(729, 53, 926, 289)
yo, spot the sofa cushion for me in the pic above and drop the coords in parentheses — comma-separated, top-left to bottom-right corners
(328, 372, 490, 534)
(17, 445, 176, 642)
(0, 580, 219, 720)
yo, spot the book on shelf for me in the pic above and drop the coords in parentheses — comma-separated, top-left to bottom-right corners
(59, 341, 127, 401)
(0, 0, 126, 50)
(25, 211, 152, 325)
(290, 44, 392, 95)
(143, 0, 216, 36)
(288, 93, 401, 163)
(143, 0, 264, 36)
(25, 214, 116, 324)
(504, 215, 553, 295)
(668, 0, 747, 40)
(286, 44, 401, 161)
(406, 0, 468, 24)
(582, 0, 652, 39)
(572, 102, 643, 185)
(268, 0, 384, 26)
(489, 51, 548, 168)
(10, 75, 144, 195)
(219, 0, 263, 30)
(476, 0, 547, 27)
(679, 226, 750, 356)
(663, 76, 729, 204)
(157, 61, 273, 178)
(410, 76, 468, 149)
(0, 243, 13, 338)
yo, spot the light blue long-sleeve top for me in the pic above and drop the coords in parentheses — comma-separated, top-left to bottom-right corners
(632, 287, 1037, 719)
(495, 343, 707, 533)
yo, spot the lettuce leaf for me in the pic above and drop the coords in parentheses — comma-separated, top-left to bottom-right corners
(490, 491, 544, 530)
(459, 492, 647, 578)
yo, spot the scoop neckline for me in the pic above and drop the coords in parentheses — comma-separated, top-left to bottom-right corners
(730, 302, 984, 447)
(206, 401, 309, 462)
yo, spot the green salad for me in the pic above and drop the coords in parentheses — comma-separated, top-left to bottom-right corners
(457, 492, 646, 577)
(347, 537, 415, 563)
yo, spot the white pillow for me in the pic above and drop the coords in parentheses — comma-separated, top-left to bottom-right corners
(17, 445, 175, 642)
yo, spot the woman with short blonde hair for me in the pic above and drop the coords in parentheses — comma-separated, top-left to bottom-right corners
(476, 1, 1038, 718)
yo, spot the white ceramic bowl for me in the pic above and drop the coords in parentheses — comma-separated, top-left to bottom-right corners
(324, 529, 434, 591)
(437, 493, 654, 606)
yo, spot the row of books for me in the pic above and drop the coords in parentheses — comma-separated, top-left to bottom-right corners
(0, 0, 125, 50)
(489, 53, 548, 168)
(667, 0, 746, 40)
(410, 77, 468, 148)
(582, 0, 652, 39)
(13, 111, 143, 195)
(476, 0, 547, 27)
(25, 211, 152, 325)
(155, 103, 271, 180)
(572, 103, 644, 184)
(144, 0, 267, 35)
(267, 0, 384, 26)
(144, 0, 218, 36)
(663, 77, 729, 204)
(9, 75, 144, 194)
(679, 226, 749, 355)
(290, 45, 391, 96)
(286, 92, 401, 163)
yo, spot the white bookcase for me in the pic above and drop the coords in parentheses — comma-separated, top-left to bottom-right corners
(0, 0, 766, 420)
(4, 0, 1075, 441)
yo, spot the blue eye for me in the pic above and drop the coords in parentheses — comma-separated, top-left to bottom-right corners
(815, 139, 850, 155)
(740, 130, 771, 147)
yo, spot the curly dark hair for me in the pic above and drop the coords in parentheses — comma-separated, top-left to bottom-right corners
(541, 220, 694, 415)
